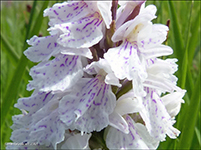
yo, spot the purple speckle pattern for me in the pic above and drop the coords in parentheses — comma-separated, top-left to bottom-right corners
(54, 12, 103, 48)
(104, 40, 147, 81)
(15, 91, 54, 115)
(44, 1, 91, 26)
(27, 54, 83, 92)
(139, 88, 178, 141)
(106, 115, 157, 149)
(30, 105, 65, 149)
(24, 34, 61, 63)
(59, 75, 116, 132)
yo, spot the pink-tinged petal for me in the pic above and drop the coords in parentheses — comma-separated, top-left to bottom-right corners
(116, 1, 145, 29)
(104, 40, 147, 81)
(29, 100, 65, 149)
(97, 1, 112, 29)
(106, 115, 159, 149)
(61, 133, 91, 149)
(24, 35, 61, 62)
(59, 76, 116, 133)
(139, 89, 180, 141)
(27, 54, 83, 92)
(50, 12, 103, 48)
(43, 1, 90, 27)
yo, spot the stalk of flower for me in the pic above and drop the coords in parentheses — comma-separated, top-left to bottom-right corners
(7, 0, 186, 149)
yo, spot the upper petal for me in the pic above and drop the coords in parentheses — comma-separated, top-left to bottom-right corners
(44, 1, 91, 26)
(50, 12, 104, 48)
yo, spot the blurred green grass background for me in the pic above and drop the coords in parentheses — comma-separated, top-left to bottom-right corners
(1, 1, 200, 149)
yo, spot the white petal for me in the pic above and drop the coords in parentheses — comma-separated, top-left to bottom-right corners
(84, 58, 121, 87)
(115, 91, 142, 116)
(59, 77, 116, 132)
(116, 1, 145, 29)
(161, 90, 186, 117)
(139, 24, 169, 49)
(61, 48, 92, 59)
(106, 115, 158, 149)
(104, 40, 147, 81)
(143, 74, 180, 93)
(141, 45, 173, 59)
(109, 112, 129, 134)
(27, 54, 83, 92)
(50, 12, 103, 48)
(44, 1, 91, 27)
(97, 1, 112, 29)
(15, 90, 55, 114)
(139, 89, 180, 141)
(24, 35, 61, 62)
(29, 100, 65, 149)
(10, 128, 30, 143)
(105, 73, 121, 87)
(61, 133, 91, 149)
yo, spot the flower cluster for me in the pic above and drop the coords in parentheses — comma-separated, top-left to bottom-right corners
(7, 1, 186, 149)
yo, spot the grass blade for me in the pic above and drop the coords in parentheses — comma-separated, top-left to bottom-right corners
(177, 71, 200, 149)
(1, 32, 19, 65)
(1, 1, 49, 127)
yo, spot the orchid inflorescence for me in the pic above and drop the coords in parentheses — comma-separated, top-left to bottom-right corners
(7, 1, 186, 149)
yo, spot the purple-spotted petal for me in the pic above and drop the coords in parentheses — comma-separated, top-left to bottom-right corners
(143, 74, 180, 93)
(29, 100, 65, 149)
(106, 115, 159, 149)
(138, 24, 169, 49)
(50, 12, 103, 48)
(84, 58, 121, 87)
(109, 112, 129, 134)
(59, 76, 116, 133)
(10, 128, 30, 143)
(104, 40, 147, 81)
(15, 90, 56, 114)
(139, 89, 180, 141)
(44, 1, 91, 27)
(27, 54, 83, 92)
(97, 1, 112, 29)
(24, 35, 61, 62)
